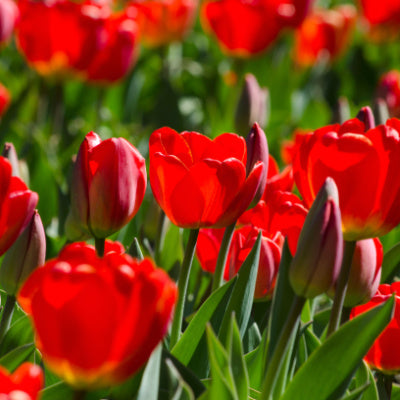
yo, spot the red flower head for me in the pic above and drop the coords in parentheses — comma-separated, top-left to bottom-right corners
(293, 117, 400, 240)
(293, 5, 356, 67)
(0, 83, 10, 117)
(18, 241, 177, 389)
(0, 157, 38, 257)
(67, 132, 147, 239)
(376, 70, 400, 118)
(351, 283, 400, 374)
(149, 124, 268, 228)
(201, 0, 312, 57)
(0, 0, 19, 46)
(128, 0, 198, 47)
(0, 363, 43, 400)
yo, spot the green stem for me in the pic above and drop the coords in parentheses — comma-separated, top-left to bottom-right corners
(327, 240, 356, 337)
(94, 237, 105, 258)
(170, 228, 199, 348)
(377, 372, 393, 400)
(260, 295, 305, 400)
(211, 222, 236, 292)
(154, 210, 167, 265)
(0, 295, 16, 344)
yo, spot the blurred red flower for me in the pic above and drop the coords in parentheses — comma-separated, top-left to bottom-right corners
(67, 131, 147, 240)
(18, 241, 177, 389)
(16, 0, 138, 83)
(293, 117, 400, 240)
(0, 0, 19, 46)
(128, 0, 198, 47)
(376, 70, 400, 118)
(149, 126, 267, 228)
(0, 83, 10, 117)
(201, 0, 312, 57)
(0, 363, 43, 400)
(293, 5, 356, 67)
(0, 157, 38, 257)
(351, 283, 400, 374)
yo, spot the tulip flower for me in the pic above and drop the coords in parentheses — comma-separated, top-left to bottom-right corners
(359, 0, 400, 29)
(329, 238, 382, 307)
(149, 123, 268, 228)
(376, 70, 400, 118)
(351, 283, 400, 374)
(289, 178, 343, 298)
(18, 241, 177, 389)
(0, 83, 10, 117)
(235, 74, 269, 135)
(0, 363, 43, 400)
(201, 0, 312, 57)
(293, 5, 356, 67)
(0, 0, 18, 46)
(293, 116, 400, 240)
(0, 157, 38, 257)
(0, 210, 46, 296)
(67, 132, 147, 240)
(128, 0, 198, 47)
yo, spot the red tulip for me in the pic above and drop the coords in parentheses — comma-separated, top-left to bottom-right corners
(201, 0, 312, 57)
(293, 5, 356, 67)
(0, 0, 18, 46)
(128, 0, 198, 47)
(376, 70, 400, 118)
(293, 117, 400, 240)
(0, 83, 10, 117)
(149, 125, 267, 228)
(67, 132, 147, 239)
(329, 238, 382, 307)
(351, 283, 400, 374)
(18, 241, 177, 389)
(0, 157, 38, 257)
(359, 0, 400, 28)
(0, 363, 43, 400)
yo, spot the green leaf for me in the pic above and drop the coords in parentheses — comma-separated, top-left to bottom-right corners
(280, 296, 395, 400)
(218, 234, 261, 342)
(267, 241, 296, 361)
(245, 331, 268, 391)
(0, 315, 34, 356)
(0, 343, 35, 370)
(137, 344, 162, 400)
(352, 362, 378, 400)
(165, 359, 195, 400)
(40, 382, 73, 400)
(171, 278, 235, 365)
(226, 316, 249, 400)
(381, 242, 400, 283)
(340, 383, 371, 400)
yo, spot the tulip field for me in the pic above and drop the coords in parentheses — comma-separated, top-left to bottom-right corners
(2, 0, 400, 399)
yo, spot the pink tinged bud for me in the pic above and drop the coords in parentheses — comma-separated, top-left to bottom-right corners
(245, 122, 269, 207)
(0, 210, 46, 295)
(343, 238, 382, 307)
(289, 178, 343, 298)
(356, 106, 375, 130)
(0, 0, 18, 45)
(2, 143, 20, 177)
(69, 132, 147, 239)
(235, 74, 269, 135)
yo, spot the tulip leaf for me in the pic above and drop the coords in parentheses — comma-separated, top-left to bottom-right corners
(165, 359, 195, 400)
(245, 331, 268, 391)
(218, 233, 261, 343)
(226, 316, 249, 400)
(171, 278, 235, 365)
(137, 344, 162, 400)
(0, 314, 34, 356)
(391, 384, 400, 400)
(267, 240, 296, 361)
(40, 382, 73, 400)
(381, 241, 400, 283)
(340, 383, 372, 400)
(280, 296, 395, 400)
(0, 343, 35, 370)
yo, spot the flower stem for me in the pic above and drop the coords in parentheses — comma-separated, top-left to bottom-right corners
(0, 295, 16, 344)
(260, 295, 305, 400)
(327, 240, 356, 337)
(377, 372, 393, 399)
(94, 237, 105, 258)
(154, 210, 167, 265)
(211, 222, 236, 292)
(170, 228, 199, 348)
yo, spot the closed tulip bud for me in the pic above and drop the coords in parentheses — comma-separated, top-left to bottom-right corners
(68, 132, 147, 239)
(0, 210, 46, 295)
(2, 143, 20, 177)
(289, 178, 343, 298)
(356, 106, 375, 130)
(235, 74, 269, 135)
(246, 122, 269, 207)
(329, 238, 382, 307)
